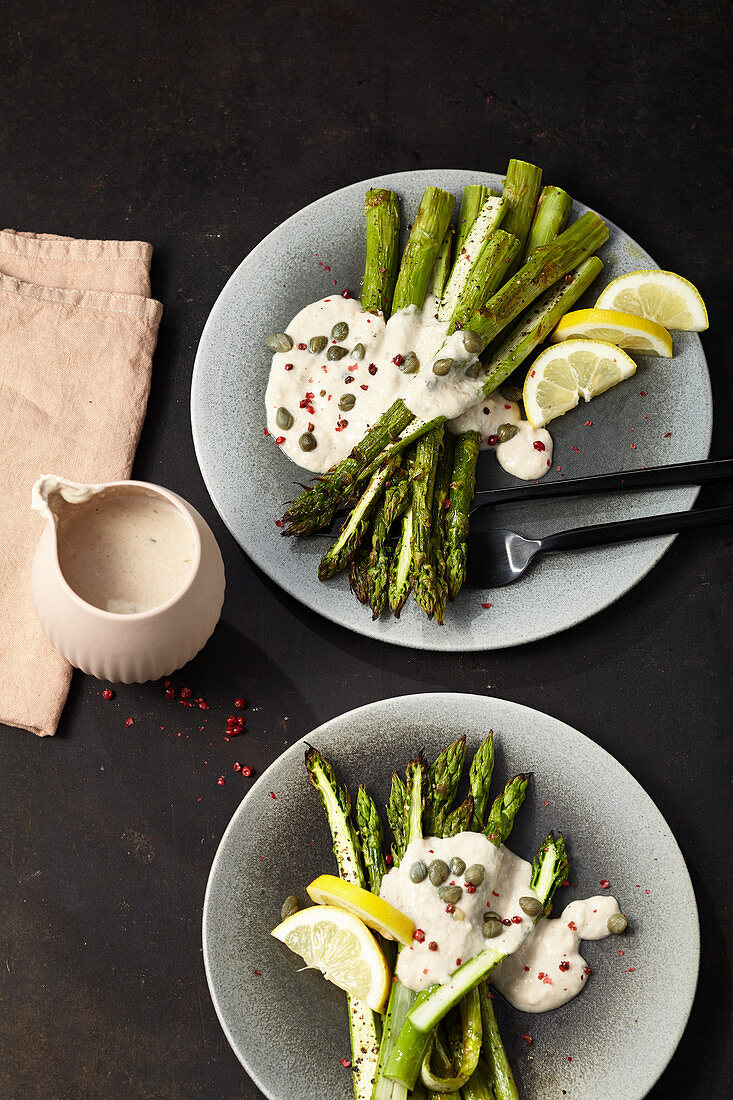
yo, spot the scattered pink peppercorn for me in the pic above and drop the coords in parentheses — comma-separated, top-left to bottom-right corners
(428, 941, 438, 952)
(487, 434, 499, 446)
(165, 687, 176, 699)
(180, 687, 192, 699)
(241, 766, 253, 778)
(385, 854, 393, 865)
(235, 698, 246, 709)
(559, 960, 570, 971)
(233, 763, 241, 772)
(124, 717, 134, 727)
(102, 689, 114, 700)
(600, 879, 610, 889)
(368, 363, 378, 375)
(533, 440, 546, 452)
(339, 1058, 352, 1068)
(413, 928, 426, 943)
(217, 776, 226, 786)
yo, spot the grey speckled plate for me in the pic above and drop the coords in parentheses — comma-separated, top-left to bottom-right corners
(203, 693, 699, 1100)
(191, 171, 712, 650)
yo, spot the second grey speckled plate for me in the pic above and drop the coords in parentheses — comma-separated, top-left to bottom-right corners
(202, 693, 699, 1100)
(191, 170, 712, 649)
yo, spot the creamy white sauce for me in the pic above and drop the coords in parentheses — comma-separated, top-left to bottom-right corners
(448, 396, 554, 480)
(265, 295, 553, 480)
(493, 895, 622, 1012)
(56, 491, 195, 614)
(379, 832, 540, 991)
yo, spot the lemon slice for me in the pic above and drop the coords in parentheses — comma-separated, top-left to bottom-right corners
(307, 874, 415, 946)
(595, 269, 708, 331)
(523, 339, 637, 428)
(272, 904, 391, 1011)
(550, 308, 673, 358)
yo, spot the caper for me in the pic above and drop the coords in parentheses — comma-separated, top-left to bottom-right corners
(463, 360, 480, 379)
(432, 357, 453, 376)
(331, 321, 349, 341)
(275, 406, 293, 430)
(299, 432, 317, 452)
(483, 910, 501, 923)
(438, 884, 462, 904)
(327, 345, 348, 361)
(266, 332, 294, 353)
(482, 919, 503, 939)
(280, 895, 300, 920)
(607, 912, 628, 935)
(339, 393, 356, 412)
(497, 423, 519, 444)
(398, 352, 420, 374)
(519, 896, 544, 919)
(308, 335, 328, 354)
(409, 860, 428, 883)
(464, 864, 485, 886)
(428, 859, 449, 886)
(351, 342, 365, 360)
(461, 329, 483, 354)
(501, 385, 523, 404)
(450, 857, 466, 877)
(453, 907, 466, 922)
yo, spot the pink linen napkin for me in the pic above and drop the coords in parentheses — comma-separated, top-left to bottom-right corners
(0, 230, 163, 736)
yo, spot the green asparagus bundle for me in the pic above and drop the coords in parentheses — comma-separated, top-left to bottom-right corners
(281, 205, 606, 537)
(298, 736, 567, 1100)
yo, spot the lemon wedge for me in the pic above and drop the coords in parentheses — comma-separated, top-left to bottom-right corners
(594, 269, 708, 331)
(272, 903, 391, 1011)
(550, 308, 673, 358)
(523, 339, 637, 428)
(307, 874, 415, 946)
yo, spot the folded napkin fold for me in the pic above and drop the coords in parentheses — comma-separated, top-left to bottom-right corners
(0, 230, 162, 736)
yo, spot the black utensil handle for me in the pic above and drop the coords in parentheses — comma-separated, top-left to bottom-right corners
(541, 503, 733, 554)
(470, 457, 733, 512)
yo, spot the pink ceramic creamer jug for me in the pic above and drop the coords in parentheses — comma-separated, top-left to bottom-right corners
(31, 475, 225, 683)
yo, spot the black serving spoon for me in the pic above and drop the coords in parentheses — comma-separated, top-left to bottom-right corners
(466, 502, 733, 588)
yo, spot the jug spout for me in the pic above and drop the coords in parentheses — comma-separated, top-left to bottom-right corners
(31, 475, 109, 527)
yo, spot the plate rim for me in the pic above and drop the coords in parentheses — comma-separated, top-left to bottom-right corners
(202, 691, 700, 1099)
(191, 169, 712, 651)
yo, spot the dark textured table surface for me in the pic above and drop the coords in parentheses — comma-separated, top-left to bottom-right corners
(1, 2, 731, 1097)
